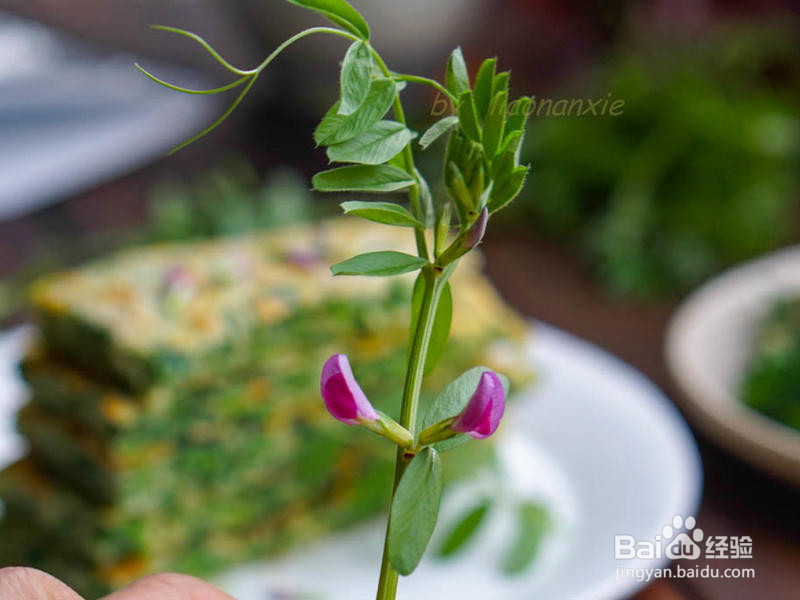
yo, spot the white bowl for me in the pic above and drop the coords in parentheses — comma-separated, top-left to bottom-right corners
(666, 245, 800, 487)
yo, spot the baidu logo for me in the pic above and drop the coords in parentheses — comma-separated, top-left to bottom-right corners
(615, 515, 704, 560)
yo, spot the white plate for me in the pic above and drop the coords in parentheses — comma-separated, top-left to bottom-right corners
(666, 245, 800, 487)
(0, 323, 701, 599)
(0, 16, 219, 221)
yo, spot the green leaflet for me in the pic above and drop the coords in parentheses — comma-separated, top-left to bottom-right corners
(444, 129, 466, 174)
(499, 129, 524, 158)
(482, 91, 508, 159)
(446, 161, 473, 225)
(420, 366, 509, 451)
(458, 139, 481, 184)
(409, 274, 453, 376)
(330, 251, 427, 276)
(506, 96, 532, 136)
(419, 116, 459, 150)
(473, 58, 497, 120)
(488, 165, 529, 214)
(326, 121, 415, 165)
(445, 47, 470, 96)
(287, 0, 370, 40)
(388, 448, 443, 575)
(437, 500, 491, 557)
(502, 502, 550, 575)
(340, 201, 422, 228)
(457, 92, 481, 143)
(468, 164, 485, 205)
(339, 41, 373, 115)
(314, 79, 396, 146)
(312, 164, 415, 193)
(490, 150, 516, 185)
(492, 70, 510, 100)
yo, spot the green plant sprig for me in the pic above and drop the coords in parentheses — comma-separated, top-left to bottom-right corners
(139, 1, 531, 598)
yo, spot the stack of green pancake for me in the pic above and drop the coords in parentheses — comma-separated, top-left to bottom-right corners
(0, 220, 532, 596)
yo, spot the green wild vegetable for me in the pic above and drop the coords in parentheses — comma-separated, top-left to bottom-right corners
(140, 1, 533, 598)
(516, 26, 799, 298)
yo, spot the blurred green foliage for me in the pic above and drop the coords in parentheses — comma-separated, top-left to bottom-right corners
(517, 24, 800, 299)
(147, 157, 316, 241)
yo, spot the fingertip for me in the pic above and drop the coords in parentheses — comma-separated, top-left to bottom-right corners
(102, 572, 235, 600)
(0, 566, 84, 600)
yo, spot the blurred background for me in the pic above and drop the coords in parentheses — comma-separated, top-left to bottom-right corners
(1, 1, 799, 598)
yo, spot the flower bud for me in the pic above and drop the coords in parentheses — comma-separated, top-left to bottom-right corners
(468, 165, 485, 207)
(446, 161, 475, 216)
(462, 207, 488, 251)
(451, 371, 505, 439)
(320, 354, 379, 425)
(436, 207, 489, 267)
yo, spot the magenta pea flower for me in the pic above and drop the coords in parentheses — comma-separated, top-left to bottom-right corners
(321, 354, 379, 425)
(451, 371, 506, 439)
(320, 354, 413, 447)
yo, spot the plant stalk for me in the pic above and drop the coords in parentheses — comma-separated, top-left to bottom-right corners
(375, 267, 445, 600)
(370, 47, 429, 261)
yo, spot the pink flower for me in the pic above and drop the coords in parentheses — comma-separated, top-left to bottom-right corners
(321, 354, 379, 425)
(450, 371, 506, 439)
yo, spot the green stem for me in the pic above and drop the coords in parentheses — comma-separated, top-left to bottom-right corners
(135, 66, 249, 95)
(252, 27, 359, 73)
(169, 73, 260, 154)
(370, 48, 429, 261)
(392, 74, 457, 104)
(150, 25, 253, 75)
(156, 26, 361, 154)
(375, 267, 445, 600)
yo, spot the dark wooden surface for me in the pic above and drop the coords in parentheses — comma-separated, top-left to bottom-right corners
(1, 167, 799, 599)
